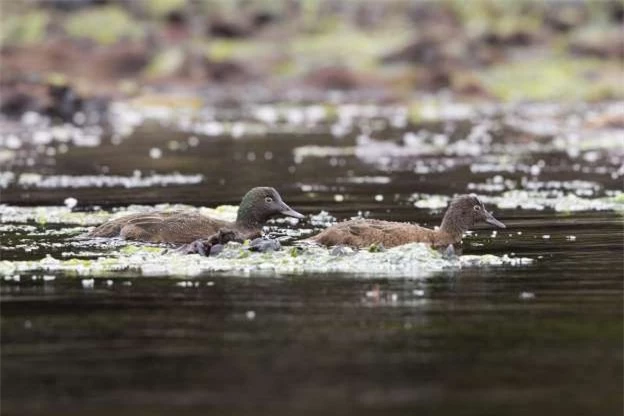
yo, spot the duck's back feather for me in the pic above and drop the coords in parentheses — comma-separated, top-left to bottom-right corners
(309, 219, 454, 248)
(89, 211, 232, 244)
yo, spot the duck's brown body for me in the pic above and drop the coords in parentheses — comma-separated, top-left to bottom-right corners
(88, 187, 304, 245)
(308, 195, 505, 249)
(88, 211, 259, 244)
(309, 219, 458, 248)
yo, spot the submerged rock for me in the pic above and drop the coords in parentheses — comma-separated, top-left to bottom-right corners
(329, 245, 355, 257)
(249, 238, 281, 253)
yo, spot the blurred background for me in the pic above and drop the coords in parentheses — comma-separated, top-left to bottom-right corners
(1, 3, 623, 416)
(2, 0, 623, 117)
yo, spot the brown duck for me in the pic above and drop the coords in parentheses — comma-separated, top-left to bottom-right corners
(89, 187, 304, 244)
(308, 194, 505, 248)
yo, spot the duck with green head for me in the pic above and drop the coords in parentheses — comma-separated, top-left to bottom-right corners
(307, 194, 505, 249)
(89, 187, 304, 245)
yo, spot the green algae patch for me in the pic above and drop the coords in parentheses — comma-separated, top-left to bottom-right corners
(65, 6, 143, 46)
(0, 204, 238, 226)
(409, 191, 624, 213)
(604, 194, 624, 214)
(493, 191, 624, 212)
(144, 0, 186, 17)
(206, 39, 270, 62)
(292, 27, 410, 71)
(480, 57, 624, 102)
(368, 243, 385, 253)
(612, 194, 624, 204)
(120, 245, 164, 255)
(0, 10, 49, 45)
(0, 243, 532, 279)
(144, 48, 186, 78)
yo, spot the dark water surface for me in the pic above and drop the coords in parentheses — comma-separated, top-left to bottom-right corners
(1, 116, 623, 415)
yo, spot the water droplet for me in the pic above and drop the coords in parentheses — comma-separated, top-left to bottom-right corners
(188, 136, 199, 147)
(81, 279, 95, 289)
(64, 197, 78, 209)
(149, 148, 162, 159)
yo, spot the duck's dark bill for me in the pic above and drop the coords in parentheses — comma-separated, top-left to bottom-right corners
(485, 212, 506, 228)
(280, 205, 305, 219)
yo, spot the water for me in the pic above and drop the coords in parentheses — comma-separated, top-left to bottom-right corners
(1, 102, 622, 414)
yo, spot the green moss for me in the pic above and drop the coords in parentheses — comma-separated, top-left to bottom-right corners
(322, 103, 338, 120)
(0, 10, 49, 45)
(65, 6, 143, 45)
(35, 209, 48, 225)
(292, 27, 410, 71)
(47, 73, 69, 86)
(480, 57, 624, 101)
(66, 258, 93, 267)
(368, 243, 385, 253)
(447, 0, 544, 34)
(492, 14, 541, 37)
(207, 40, 237, 61)
(408, 103, 423, 124)
(120, 245, 163, 255)
(144, 0, 186, 17)
(274, 59, 297, 77)
(99, 257, 123, 267)
(203, 39, 272, 63)
(144, 48, 185, 77)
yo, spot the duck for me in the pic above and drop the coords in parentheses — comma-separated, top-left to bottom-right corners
(307, 194, 505, 249)
(88, 187, 304, 244)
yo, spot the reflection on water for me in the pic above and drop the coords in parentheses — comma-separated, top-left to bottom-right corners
(1, 104, 623, 415)
(2, 226, 622, 415)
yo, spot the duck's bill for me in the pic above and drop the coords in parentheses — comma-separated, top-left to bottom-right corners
(280, 204, 305, 219)
(484, 212, 506, 228)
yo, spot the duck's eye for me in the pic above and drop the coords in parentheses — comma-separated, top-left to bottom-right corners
(265, 196, 273, 203)
(473, 205, 481, 211)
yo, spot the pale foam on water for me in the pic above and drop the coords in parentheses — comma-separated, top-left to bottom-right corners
(0, 241, 532, 279)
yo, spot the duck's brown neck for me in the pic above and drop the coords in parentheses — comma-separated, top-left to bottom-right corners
(438, 212, 466, 242)
(235, 210, 264, 231)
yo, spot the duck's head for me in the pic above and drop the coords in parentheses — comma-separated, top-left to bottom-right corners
(440, 194, 505, 236)
(236, 187, 304, 228)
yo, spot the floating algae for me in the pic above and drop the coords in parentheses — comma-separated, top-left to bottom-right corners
(0, 242, 532, 279)
(1, 172, 204, 189)
(0, 204, 238, 225)
(2, 189, 620, 278)
(408, 191, 624, 213)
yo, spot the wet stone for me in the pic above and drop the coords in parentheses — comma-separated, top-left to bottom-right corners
(209, 244, 226, 256)
(442, 244, 458, 260)
(330, 245, 355, 256)
(248, 238, 281, 253)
